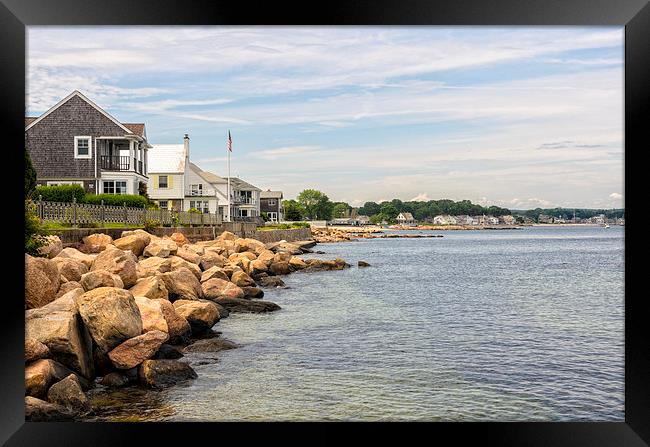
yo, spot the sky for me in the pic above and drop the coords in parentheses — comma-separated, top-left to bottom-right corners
(27, 26, 624, 209)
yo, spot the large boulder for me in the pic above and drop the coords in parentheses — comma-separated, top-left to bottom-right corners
(183, 338, 239, 353)
(25, 359, 80, 398)
(184, 244, 205, 256)
(169, 232, 189, 246)
(201, 278, 245, 301)
(56, 247, 95, 268)
(269, 241, 303, 255)
(143, 239, 178, 258)
(47, 373, 91, 415)
(138, 359, 197, 389)
(169, 256, 202, 280)
(175, 247, 201, 265)
(303, 258, 350, 271)
(107, 330, 169, 369)
(75, 287, 143, 354)
(25, 396, 74, 422)
(25, 339, 50, 363)
(36, 235, 63, 259)
(134, 296, 169, 334)
(217, 231, 237, 241)
(121, 229, 154, 246)
(241, 286, 264, 298)
(113, 235, 147, 257)
(269, 261, 292, 276)
(172, 299, 220, 334)
(155, 299, 192, 345)
(257, 249, 275, 264)
(229, 251, 257, 262)
(129, 276, 169, 301)
(25, 254, 60, 309)
(53, 257, 89, 283)
(235, 238, 266, 255)
(213, 297, 281, 313)
(272, 252, 293, 264)
(248, 259, 269, 276)
(138, 256, 172, 278)
(199, 251, 227, 271)
(90, 246, 138, 288)
(25, 289, 94, 379)
(200, 266, 230, 283)
(159, 268, 203, 301)
(56, 281, 84, 298)
(289, 256, 308, 270)
(256, 275, 286, 288)
(82, 233, 113, 251)
(79, 270, 124, 291)
(230, 270, 256, 288)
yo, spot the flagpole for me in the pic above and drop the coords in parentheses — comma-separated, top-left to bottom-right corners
(227, 136, 231, 222)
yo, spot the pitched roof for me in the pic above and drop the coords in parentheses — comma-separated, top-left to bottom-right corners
(188, 162, 226, 184)
(122, 123, 145, 137)
(25, 90, 136, 135)
(230, 177, 261, 191)
(147, 144, 186, 173)
(399, 212, 415, 220)
(25, 117, 37, 126)
(260, 190, 283, 199)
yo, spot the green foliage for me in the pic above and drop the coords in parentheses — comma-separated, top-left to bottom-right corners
(358, 201, 381, 216)
(297, 189, 334, 220)
(25, 199, 45, 255)
(188, 207, 201, 214)
(34, 184, 86, 203)
(84, 194, 149, 208)
(260, 212, 270, 222)
(356, 197, 511, 220)
(332, 202, 351, 218)
(512, 207, 624, 221)
(258, 222, 310, 230)
(25, 151, 37, 198)
(283, 199, 306, 221)
(144, 219, 160, 232)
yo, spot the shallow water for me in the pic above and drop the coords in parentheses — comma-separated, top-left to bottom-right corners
(93, 225, 625, 421)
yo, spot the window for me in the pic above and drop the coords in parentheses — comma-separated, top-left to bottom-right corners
(190, 200, 209, 213)
(269, 212, 278, 222)
(268, 199, 277, 206)
(74, 136, 92, 159)
(158, 200, 168, 209)
(190, 184, 203, 195)
(158, 175, 168, 188)
(103, 180, 127, 194)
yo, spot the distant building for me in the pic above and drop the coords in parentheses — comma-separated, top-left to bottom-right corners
(356, 215, 370, 225)
(260, 190, 283, 223)
(396, 212, 416, 225)
(538, 214, 552, 223)
(592, 214, 606, 225)
(433, 215, 457, 225)
(487, 216, 499, 225)
(500, 215, 515, 225)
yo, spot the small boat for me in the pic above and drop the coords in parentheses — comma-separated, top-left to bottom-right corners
(604, 224, 610, 228)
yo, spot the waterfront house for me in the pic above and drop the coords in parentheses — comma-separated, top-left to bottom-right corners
(538, 214, 552, 224)
(148, 135, 188, 211)
(26, 90, 150, 195)
(356, 215, 370, 225)
(488, 216, 500, 225)
(260, 190, 283, 222)
(433, 215, 457, 225)
(396, 212, 416, 225)
(500, 215, 516, 225)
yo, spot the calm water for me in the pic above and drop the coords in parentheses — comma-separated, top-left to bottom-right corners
(94, 225, 625, 421)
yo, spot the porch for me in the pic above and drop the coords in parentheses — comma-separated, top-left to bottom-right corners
(97, 137, 147, 176)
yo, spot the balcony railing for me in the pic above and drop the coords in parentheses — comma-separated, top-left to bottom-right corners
(232, 196, 256, 205)
(186, 188, 217, 197)
(100, 155, 130, 171)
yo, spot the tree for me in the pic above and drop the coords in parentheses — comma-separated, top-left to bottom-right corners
(359, 201, 380, 216)
(25, 150, 37, 198)
(283, 199, 305, 221)
(379, 202, 398, 219)
(297, 189, 334, 220)
(332, 202, 351, 218)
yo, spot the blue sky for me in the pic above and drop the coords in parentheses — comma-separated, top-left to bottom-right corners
(27, 26, 623, 209)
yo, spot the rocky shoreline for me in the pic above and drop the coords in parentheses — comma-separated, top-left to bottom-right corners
(311, 227, 444, 243)
(25, 229, 351, 421)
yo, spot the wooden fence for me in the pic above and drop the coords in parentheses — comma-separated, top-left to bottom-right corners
(35, 197, 221, 228)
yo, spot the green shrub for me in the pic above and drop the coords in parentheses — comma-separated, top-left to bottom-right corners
(34, 184, 86, 203)
(292, 222, 310, 228)
(25, 199, 45, 255)
(188, 207, 201, 214)
(25, 151, 37, 199)
(84, 194, 149, 208)
(144, 219, 160, 232)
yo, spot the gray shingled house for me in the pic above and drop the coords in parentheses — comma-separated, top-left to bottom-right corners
(25, 90, 151, 195)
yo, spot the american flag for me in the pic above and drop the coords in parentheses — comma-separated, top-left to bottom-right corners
(227, 130, 232, 152)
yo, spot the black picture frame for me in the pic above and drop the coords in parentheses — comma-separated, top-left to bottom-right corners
(1, 0, 646, 445)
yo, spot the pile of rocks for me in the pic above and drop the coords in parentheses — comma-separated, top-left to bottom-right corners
(25, 230, 349, 420)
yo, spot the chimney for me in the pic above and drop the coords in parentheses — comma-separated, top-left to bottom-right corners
(183, 134, 190, 158)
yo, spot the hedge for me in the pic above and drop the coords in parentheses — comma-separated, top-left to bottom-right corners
(34, 184, 86, 203)
(84, 194, 149, 208)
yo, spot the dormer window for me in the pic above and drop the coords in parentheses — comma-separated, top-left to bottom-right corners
(74, 136, 92, 159)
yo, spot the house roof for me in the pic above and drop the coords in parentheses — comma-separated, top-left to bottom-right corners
(25, 90, 138, 136)
(25, 117, 37, 126)
(122, 123, 146, 138)
(399, 212, 414, 220)
(147, 144, 186, 173)
(230, 177, 261, 191)
(260, 190, 283, 199)
(188, 162, 225, 184)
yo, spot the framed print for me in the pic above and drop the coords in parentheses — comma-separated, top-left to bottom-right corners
(1, 0, 647, 445)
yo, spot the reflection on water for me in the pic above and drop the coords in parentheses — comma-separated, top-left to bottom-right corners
(91, 226, 625, 422)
